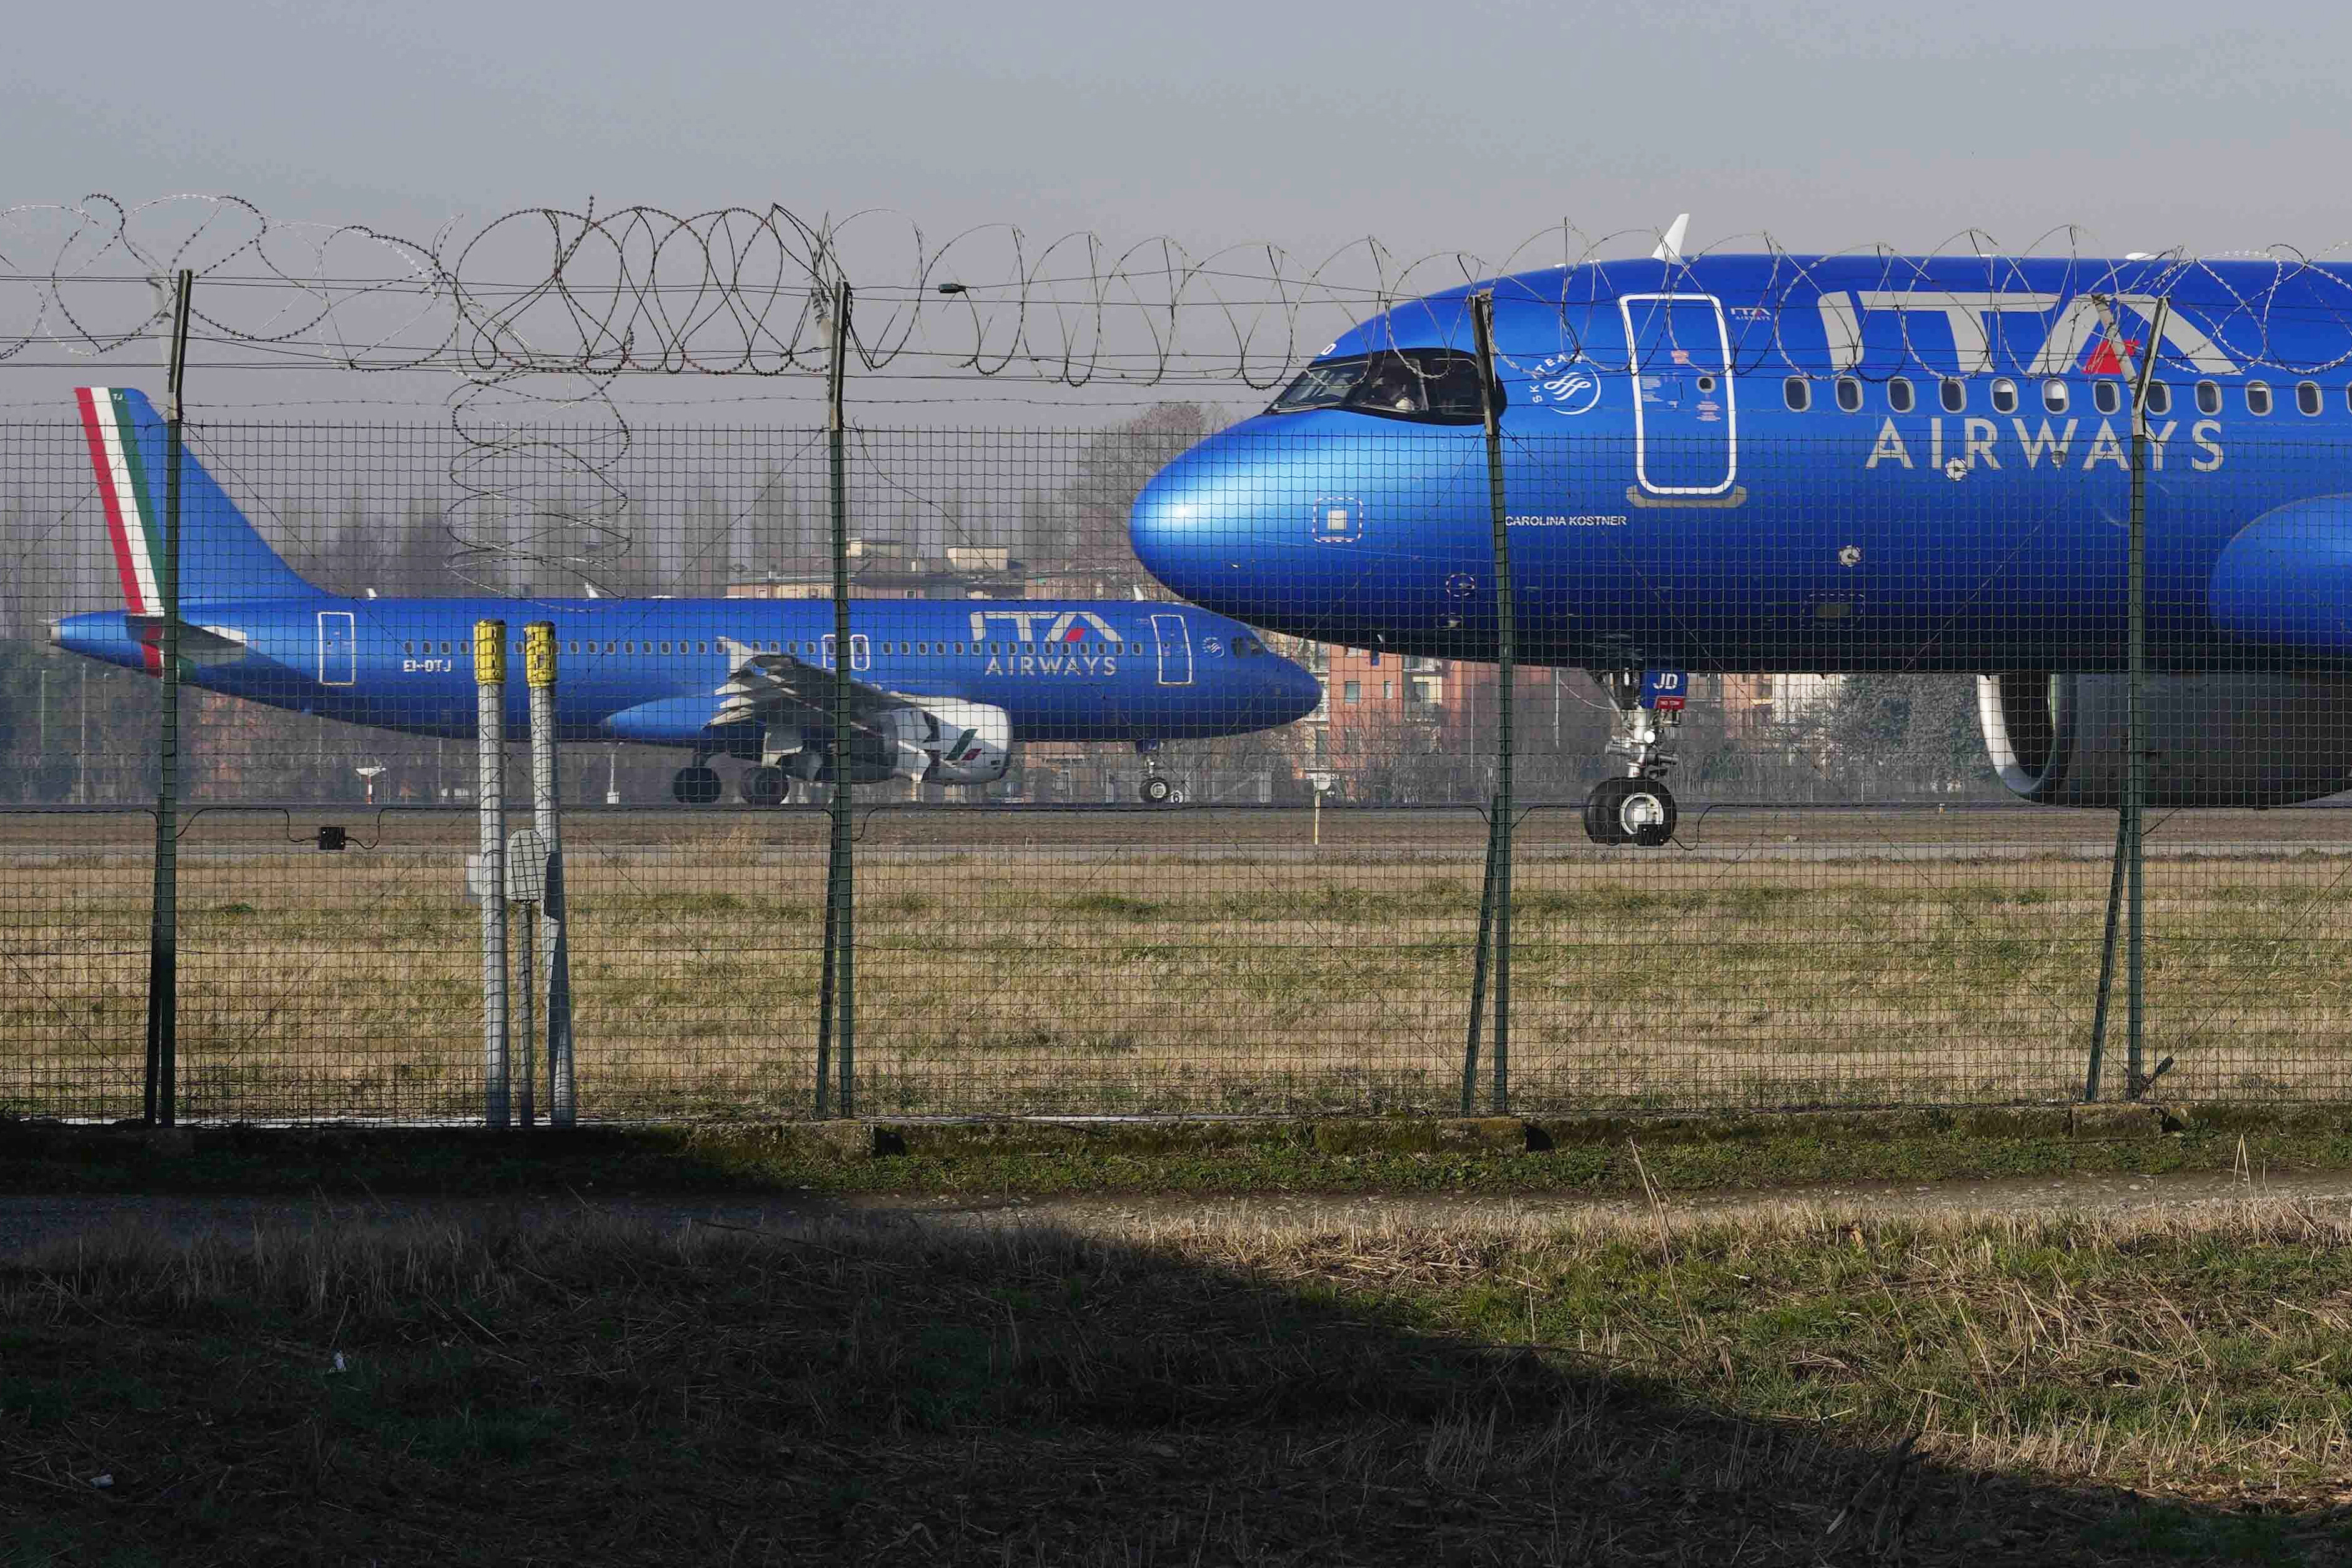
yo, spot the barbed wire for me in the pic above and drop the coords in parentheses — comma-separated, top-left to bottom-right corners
(14, 194, 2352, 585)
(16, 198, 2352, 386)
(0, 193, 1536, 387)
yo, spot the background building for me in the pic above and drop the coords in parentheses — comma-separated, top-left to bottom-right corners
(727, 541, 1025, 600)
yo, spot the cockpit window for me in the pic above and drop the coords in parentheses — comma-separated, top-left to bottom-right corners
(1229, 633, 1268, 657)
(1269, 359, 1369, 413)
(1268, 349, 1496, 424)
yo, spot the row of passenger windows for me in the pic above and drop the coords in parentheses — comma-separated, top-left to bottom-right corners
(398, 638, 1149, 658)
(1784, 375, 2338, 419)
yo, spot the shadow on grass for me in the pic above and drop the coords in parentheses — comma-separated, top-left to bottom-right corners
(4, 1193, 2347, 1566)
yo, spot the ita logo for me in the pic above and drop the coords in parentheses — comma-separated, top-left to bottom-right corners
(1526, 354, 1604, 415)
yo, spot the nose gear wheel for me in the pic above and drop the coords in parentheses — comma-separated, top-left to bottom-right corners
(1584, 775, 1677, 847)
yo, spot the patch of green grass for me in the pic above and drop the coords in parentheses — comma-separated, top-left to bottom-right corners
(10, 1119, 2352, 1202)
(1056, 891, 1169, 919)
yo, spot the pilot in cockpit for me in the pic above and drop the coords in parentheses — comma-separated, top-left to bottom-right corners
(1356, 358, 1426, 414)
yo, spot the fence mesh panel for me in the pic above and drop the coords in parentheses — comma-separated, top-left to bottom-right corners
(6, 411, 2352, 1120)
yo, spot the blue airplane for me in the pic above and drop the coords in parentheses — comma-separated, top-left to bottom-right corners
(49, 387, 1322, 805)
(1130, 241, 2352, 843)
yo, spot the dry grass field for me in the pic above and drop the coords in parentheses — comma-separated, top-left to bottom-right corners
(6, 804, 2352, 1121)
(9, 1196, 2352, 1562)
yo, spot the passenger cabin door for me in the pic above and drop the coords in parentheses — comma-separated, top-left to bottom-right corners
(316, 610, 356, 687)
(1150, 613, 1193, 687)
(1619, 294, 1737, 496)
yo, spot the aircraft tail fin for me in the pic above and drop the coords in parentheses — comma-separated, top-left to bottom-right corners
(75, 386, 319, 608)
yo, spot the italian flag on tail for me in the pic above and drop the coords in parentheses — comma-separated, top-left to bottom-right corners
(76, 386, 166, 618)
(69, 385, 314, 678)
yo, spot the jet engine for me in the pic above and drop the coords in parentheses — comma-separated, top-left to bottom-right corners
(1977, 672, 2352, 806)
(773, 700, 1014, 786)
(781, 728, 899, 785)
(918, 698, 1013, 785)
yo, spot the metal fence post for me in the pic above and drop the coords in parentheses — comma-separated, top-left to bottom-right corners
(475, 618, 510, 1128)
(815, 279, 856, 1116)
(526, 622, 576, 1126)
(2086, 295, 2171, 1103)
(1462, 290, 1516, 1114)
(143, 268, 192, 1128)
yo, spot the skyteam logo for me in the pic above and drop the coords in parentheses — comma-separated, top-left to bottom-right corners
(1525, 354, 1604, 416)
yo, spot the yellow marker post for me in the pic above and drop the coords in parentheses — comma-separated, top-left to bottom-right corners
(474, 619, 507, 687)
(525, 622, 557, 690)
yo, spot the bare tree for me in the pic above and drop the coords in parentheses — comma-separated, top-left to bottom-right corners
(1055, 403, 1221, 597)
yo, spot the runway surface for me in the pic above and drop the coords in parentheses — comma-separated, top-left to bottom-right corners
(6, 800, 2352, 864)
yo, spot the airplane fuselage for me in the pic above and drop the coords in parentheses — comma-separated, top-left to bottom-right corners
(1131, 254, 2352, 676)
(54, 595, 1317, 748)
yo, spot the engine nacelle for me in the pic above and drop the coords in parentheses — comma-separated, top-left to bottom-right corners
(781, 727, 900, 785)
(1977, 672, 2352, 806)
(771, 700, 1014, 786)
(760, 725, 808, 767)
(917, 698, 1014, 785)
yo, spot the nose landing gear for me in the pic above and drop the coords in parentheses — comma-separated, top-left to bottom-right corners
(1583, 669, 1679, 848)
(1134, 738, 1185, 805)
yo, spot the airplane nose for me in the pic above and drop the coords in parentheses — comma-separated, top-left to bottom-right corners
(1129, 460, 1218, 606)
(1271, 657, 1323, 724)
(1129, 421, 1376, 641)
(1130, 442, 1276, 617)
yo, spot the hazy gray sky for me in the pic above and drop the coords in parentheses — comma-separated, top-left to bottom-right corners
(7, 0, 2351, 419)
(11, 0, 2348, 261)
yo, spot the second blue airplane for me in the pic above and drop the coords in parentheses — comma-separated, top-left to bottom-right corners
(51, 387, 1322, 805)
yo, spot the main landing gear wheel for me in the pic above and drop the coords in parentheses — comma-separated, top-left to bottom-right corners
(1584, 776, 1677, 848)
(1140, 775, 1175, 805)
(672, 765, 723, 805)
(739, 765, 786, 807)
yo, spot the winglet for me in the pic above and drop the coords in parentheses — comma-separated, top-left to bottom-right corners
(1650, 214, 1690, 264)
